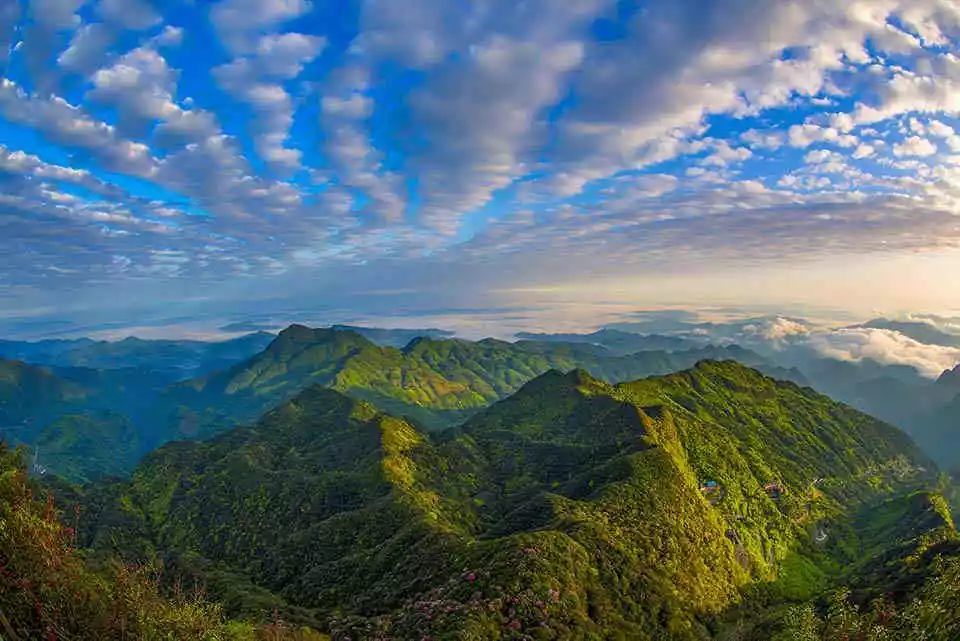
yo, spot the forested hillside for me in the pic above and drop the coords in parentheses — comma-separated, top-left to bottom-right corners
(72, 361, 956, 639)
(160, 324, 794, 439)
(0, 445, 326, 640)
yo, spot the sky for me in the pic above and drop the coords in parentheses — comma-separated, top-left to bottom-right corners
(3, 0, 960, 338)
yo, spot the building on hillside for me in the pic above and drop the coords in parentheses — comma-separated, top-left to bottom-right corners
(699, 480, 723, 503)
(31, 447, 47, 476)
(763, 482, 783, 500)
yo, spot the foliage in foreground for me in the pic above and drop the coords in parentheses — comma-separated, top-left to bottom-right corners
(0, 444, 327, 640)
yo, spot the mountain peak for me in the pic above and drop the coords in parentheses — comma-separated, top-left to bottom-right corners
(271, 324, 373, 349)
(689, 358, 762, 378)
(937, 364, 960, 389)
(275, 323, 318, 341)
(262, 383, 379, 430)
(512, 367, 609, 396)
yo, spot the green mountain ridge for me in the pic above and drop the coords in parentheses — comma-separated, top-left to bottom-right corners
(330, 324, 456, 346)
(75, 360, 954, 639)
(0, 326, 799, 483)
(159, 324, 798, 442)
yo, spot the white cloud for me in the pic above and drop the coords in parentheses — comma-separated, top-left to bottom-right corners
(808, 328, 960, 379)
(210, 0, 312, 54)
(545, 2, 905, 195)
(358, 0, 607, 231)
(788, 124, 858, 149)
(740, 129, 785, 151)
(214, 32, 326, 171)
(742, 317, 811, 343)
(88, 47, 182, 134)
(0, 0, 20, 71)
(58, 23, 115, 74)
(804, 149, 845, 165)
(626, 174, 679, 198)
(57, 0, 167, 76)
(316, 64, 406, 223)
(151, 26, 184, 48)
(0, 144, 114, 195)
(8, 0, 960, 317)
(928, 120, 955, 138)
(904, 314, 960, 338)
(411, 36, 588, 231)
(321, 94, 373, 119)
(853, 67, 960, 126)
(0, 78, 156, 175)
(702, 140, 752, 167)
(893, 135, 938, 157)
(21, 0, 86, 91)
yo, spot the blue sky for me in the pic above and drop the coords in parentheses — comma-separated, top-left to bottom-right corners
(2, 0, 960, 338)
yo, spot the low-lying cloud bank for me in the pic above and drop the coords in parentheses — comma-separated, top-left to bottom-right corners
(611, 311, 960, 380)
(806, 328, 960, 379)
(904, 314, 960, 337)
(739, 317, 960, 379)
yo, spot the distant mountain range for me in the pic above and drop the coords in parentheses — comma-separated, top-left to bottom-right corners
(3, 320, 960, 485)
(514, 328, 699, 354)
(158, 324, 799, 441)
(0, 331, 276, 382)
(524, 324, 960, 473)
(330, 324, 455, 347)
(0, 332, 276, 482)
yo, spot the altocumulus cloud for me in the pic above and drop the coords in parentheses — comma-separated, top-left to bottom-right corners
(2, 1, 960, 329)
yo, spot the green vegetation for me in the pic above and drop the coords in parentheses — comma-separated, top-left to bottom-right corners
(0, 358, 161, 483)
(162, 324, 790, 439)
(0, 358, 86, 426)
(34, 412, 139, 483)
(74, 360, 952, 639)
(0, 444, 327, 640)
(0, 325, 808, 483)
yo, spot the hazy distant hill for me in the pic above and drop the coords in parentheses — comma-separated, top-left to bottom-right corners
(514, 328, 700, 355)
(0, 358, 86, 427)
(0, 332, 275, 382)
(939, 365, 960, 391)
(77, 361, 956, 639)
(0, 357, 164, 482)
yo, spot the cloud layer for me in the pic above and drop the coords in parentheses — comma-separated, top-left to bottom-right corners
(808, 328, 960, 379)
(1, 2, 960, 330)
